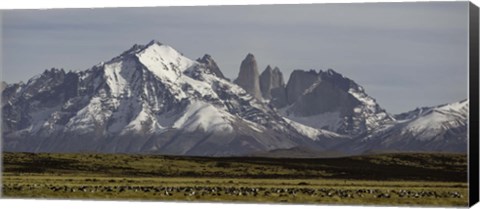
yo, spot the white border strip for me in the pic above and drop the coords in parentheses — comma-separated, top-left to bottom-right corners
(0, 0, 469, 10)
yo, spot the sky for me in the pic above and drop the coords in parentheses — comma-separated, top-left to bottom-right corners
(0, 2, 470, 114)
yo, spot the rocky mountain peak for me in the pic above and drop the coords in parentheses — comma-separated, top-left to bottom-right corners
(120, 44, 146, 56)
(234, 53, 262, 100)
(264, 65, 273, 72)
(245, 53, 255, 60)
(317, 69, 354, 91)
(260, 65, 285, 101)
(147, 39, 164, 46)
(196, 54, 226, 79)
(118, 40, 164, 58)
(200, 54, 213, 60)
(272, 66, 282, 73)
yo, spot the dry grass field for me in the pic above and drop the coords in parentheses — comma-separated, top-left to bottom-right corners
(2, 152, 468, 206)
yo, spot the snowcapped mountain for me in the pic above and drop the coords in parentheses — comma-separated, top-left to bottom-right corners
(2, 40, 343, 156)
(351, 99, 469, 153)
(1, 40, 469, 156)
(276, 69, 395, 136)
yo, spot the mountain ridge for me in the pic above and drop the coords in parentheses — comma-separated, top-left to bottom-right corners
(2, 40, 342, 156)
(1, 40, 468, 156)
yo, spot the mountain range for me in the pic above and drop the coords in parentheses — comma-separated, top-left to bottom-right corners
(1, 40, 469, 156)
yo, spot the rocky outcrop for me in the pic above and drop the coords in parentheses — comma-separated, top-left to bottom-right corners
(196, 54, 226, 79)
(234, 53, 262, 100)
(259, 65, 273, 98)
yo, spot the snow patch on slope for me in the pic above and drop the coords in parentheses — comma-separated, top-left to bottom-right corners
(283, 117, 342, 140)
(173, 101, 234, 133)
(348, 87, 394, 132)
(121, 106, 166, 134)
(103, 58, 138, 97)
(279, 107, 343, 131)
(65, 96, 113, 134)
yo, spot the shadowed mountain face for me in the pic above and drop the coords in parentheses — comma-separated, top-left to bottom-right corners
(277, 69, 395, 136)
(285, 70, 320, 105)
(1, 41, 468, 156)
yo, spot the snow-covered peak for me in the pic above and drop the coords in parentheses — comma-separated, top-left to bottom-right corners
(403, 99, 468, 138)
(112, 40, 195, 72)
(139, 42, 189, 61)
(111, 41, 196, 83)
(356, 98, 469, 153)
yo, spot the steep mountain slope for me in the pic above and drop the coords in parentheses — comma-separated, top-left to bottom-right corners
(351, 99, 469, 153)
(277, 69, 395, 136)
(2, 40, 344, 156)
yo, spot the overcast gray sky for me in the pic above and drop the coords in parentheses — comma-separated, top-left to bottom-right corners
(1, 2, 469, 114)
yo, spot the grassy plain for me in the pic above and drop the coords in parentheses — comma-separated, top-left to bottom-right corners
(2, 152, 468, 206)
